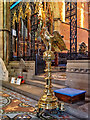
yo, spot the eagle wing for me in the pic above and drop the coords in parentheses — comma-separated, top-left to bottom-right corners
(51, 30, 67, 52)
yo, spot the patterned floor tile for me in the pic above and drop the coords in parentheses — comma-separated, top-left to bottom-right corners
(0, 87, 76, 120)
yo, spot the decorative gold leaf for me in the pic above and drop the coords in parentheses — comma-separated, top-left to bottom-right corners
(40, 27, 67, 52)
(52, 30, 67, 52)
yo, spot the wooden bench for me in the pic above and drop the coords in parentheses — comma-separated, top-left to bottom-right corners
(54, 88, 86, 103)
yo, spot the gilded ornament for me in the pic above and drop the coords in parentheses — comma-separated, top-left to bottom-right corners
(36, 27, 66, 116)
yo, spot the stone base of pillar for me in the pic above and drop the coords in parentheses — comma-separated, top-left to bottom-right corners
(65, 60, 90, 97)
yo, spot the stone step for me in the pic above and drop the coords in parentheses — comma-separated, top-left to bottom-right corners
(2, 81, 88, 119)
(2, 81, 64, 101)
(8, 62, 20, 70)
(25, 79, 66, 90)
(32, 75, 66, 86)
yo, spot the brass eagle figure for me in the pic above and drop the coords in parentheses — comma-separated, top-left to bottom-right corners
(40, 27, 67, 52)
(36, 27, 67, 111)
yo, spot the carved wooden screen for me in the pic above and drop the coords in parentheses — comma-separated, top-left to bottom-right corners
(10, 2, 38, 61)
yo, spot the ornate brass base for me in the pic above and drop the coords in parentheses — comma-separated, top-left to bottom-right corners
(37, 50, 59, 112)
(38, 88, 58, 110)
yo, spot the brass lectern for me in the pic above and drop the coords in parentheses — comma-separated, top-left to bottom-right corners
(36, 27, 67, 117)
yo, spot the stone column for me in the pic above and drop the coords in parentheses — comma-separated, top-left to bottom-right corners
(0, 2, 3, 59)
(0, 1, 10, 64)
(88, 2, 90, 59)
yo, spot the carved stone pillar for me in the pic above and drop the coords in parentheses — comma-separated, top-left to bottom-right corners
(0, 2, 3, 59)
(88, 2, 90, 59)
(0, 1, 10, 64)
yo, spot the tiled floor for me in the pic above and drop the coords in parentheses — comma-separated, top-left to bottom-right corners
(0, 87, 37, 118)
(0, 87, 76, 120)
(1, 87, 37, 108)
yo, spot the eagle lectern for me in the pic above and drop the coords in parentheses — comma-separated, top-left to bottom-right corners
(36, 27, 67, 117)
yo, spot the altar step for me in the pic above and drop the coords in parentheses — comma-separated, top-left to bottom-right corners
(25, 79, 66, 90)
(24, 72, 66, 90)
(32, 74, 66, 86)
(2, 81, 66, 101)
(2, 73, 66, 101)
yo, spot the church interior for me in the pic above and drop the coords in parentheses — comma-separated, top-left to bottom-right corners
(0, 0, 90, 120)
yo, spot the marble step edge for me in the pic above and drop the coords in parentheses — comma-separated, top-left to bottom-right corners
(25, 80, 66, 90)
(2, 81, 64, 100)
(65, 105, 88, 119)
(2, 81, 40, 101)
(31, 76, 66, 86)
